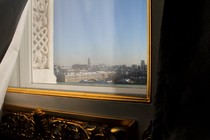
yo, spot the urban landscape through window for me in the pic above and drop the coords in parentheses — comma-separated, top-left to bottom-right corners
(53, 0, 148, 88)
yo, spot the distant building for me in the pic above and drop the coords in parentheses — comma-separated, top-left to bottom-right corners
(72, 64, 88, 70)
(132, 64, 138, 69)
(64, 70, 115, 82)
(140, 60, 146, 71)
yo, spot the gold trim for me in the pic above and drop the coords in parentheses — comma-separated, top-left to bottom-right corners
(3, 104, 136, 126)
(7, 0, 152, 103)
(146, 0, 152, 103)
(7, 87, 151, 103)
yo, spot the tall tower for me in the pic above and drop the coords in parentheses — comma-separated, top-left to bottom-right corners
(88, 58, 91, 67)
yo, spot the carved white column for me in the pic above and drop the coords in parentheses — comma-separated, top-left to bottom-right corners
(32, 0, 56, 83)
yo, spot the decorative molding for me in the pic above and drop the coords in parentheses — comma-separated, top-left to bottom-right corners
(0, 107, 137, 140)
(32, 0, 49, 69)
(31, 0, 56, 83)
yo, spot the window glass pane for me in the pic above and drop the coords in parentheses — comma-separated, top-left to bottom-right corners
(54, 0, 148, 90)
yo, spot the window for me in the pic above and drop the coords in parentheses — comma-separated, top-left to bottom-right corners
(8, 0, 151, 103)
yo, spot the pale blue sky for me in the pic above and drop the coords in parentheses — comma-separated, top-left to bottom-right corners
(54, 0, 148, 66)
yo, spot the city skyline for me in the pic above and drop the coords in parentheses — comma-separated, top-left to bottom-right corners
(54, 0, 148, 66)
(55, 58, 147, 67)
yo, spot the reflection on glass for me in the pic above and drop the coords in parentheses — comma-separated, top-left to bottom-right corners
(54, 0, 147, 88)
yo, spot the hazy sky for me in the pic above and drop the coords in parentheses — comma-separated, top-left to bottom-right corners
(54, 0, 148, 66)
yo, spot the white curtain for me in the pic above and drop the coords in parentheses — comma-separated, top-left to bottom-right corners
(0, 0, 29, 117)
